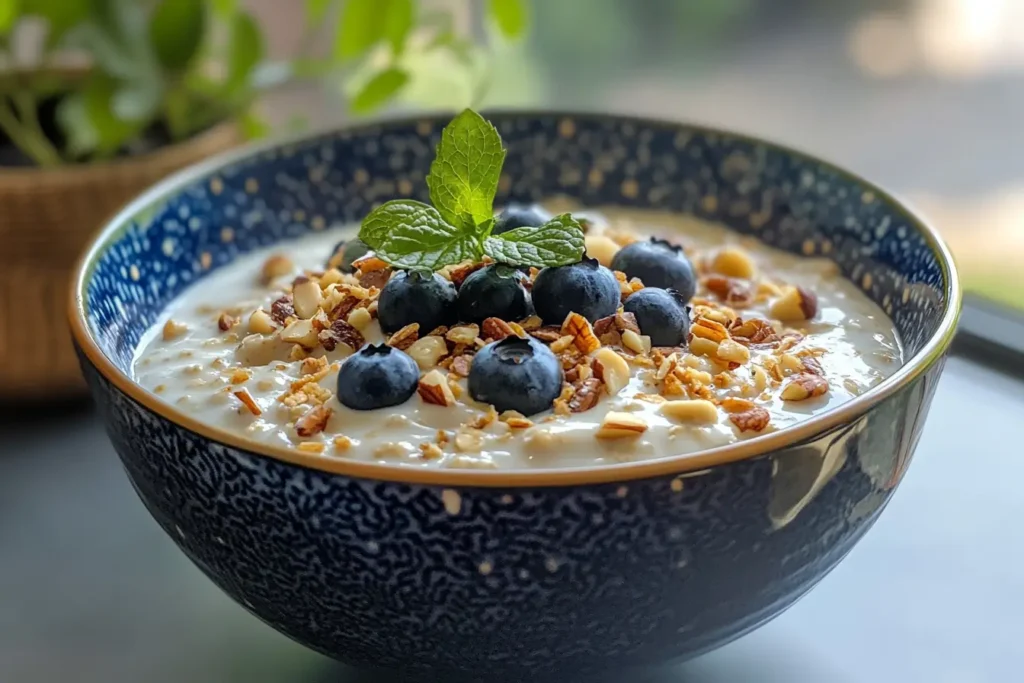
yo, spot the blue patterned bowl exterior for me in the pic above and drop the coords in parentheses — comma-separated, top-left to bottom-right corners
(71, 112, 959, 679)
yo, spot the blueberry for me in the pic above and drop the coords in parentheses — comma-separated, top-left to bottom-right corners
(468, 337, 563, 416)
(531, 256, 620, 324)
(492, 202, 552, 235)
(327, 238, 372, 273)
(377, 270, 457, 334)
(336, 344, 419, 410)
(611, 238, 696, 303)
(457, 264, 533, 324)
(623, 288, 690, 347)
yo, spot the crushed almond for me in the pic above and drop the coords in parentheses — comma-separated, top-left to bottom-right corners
(297, 442, 325, 454)
(233, 389, 262, 415)
(781, 373, 830, 401)
(162, 319, 188, 340)
(418, 369, 457, 407)
(419, 442, 444, 459)
(596, 412, 648, 439)
(446, 324, 480, 345)
(260, 254, 294, 284)
(387, 323, 420, 350)
(296, 405, 333, 437)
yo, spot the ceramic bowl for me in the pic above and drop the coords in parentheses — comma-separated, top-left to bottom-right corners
(69, 112, 960, 680)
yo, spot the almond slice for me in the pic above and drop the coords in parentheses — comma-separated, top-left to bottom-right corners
(233, 389, 262, 416)
(280, 318, 318, 349)
(292, 279, 324, 319)
(595, 411, 648, 439)
(418, 369, 456, 406)
(591, 347, 630, 395)
(660, 399, 718, 423)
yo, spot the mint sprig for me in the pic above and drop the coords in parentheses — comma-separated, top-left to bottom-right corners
(358, 109, 585, 271)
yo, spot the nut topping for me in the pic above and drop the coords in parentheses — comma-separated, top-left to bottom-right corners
(568, 377, 604, 412)
(418, 369, 457, 407)
(233, 389, 262, 416)
(318, 319, 365, 352)
(270, 296, 296, 325)
(592, 347, 631, 395)
(292, 279, 324, 319)
(482, 317, 517, 341)
(770, 285, 818, 321)
(387, 323, 420, 350)
(260, 254, 294, 284)
(780, 373, 830, 401)
(595, 412, 649, 439)
(729, 406, 771, 432)
(561, 312, 601, 354)
(296, 405, 332, 437)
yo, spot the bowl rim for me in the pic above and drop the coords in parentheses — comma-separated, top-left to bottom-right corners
(68, 109, 962, 488)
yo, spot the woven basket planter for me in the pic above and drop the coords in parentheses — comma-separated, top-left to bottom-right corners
(0, 122, 242, 401)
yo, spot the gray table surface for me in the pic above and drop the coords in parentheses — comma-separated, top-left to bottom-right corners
(2, 354, 1021, 683)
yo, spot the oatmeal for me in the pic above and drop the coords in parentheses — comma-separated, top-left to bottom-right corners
(133, 204, 902, 470)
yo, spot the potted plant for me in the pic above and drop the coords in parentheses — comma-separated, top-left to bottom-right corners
(0, 0, 527, 400)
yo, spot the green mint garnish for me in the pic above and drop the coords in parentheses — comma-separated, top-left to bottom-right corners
(359, 108, 585, 271)
(482, 213, 585, 267)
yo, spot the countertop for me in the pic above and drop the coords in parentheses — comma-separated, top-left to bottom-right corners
(2, 353, 1021, 683)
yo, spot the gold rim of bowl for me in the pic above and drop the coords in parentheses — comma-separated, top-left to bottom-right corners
(68, 110, 963, 488)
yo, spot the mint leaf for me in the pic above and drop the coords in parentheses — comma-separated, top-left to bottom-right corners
(426, 108, 506, 231)
(488, 0, 528, 39)
(483, 214, 585, 267)
(360, 200, 482, 270)
(351, 67, 409, 114)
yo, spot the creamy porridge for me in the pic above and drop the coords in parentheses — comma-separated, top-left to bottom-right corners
(133, 204, 902, 470)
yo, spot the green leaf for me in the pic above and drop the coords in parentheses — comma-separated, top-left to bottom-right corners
(56, 75, 143, 157)
(149, 0, 206, 71)
(488, 0, 527, 39)
(22, 0, 89, 45)
(334, 0, 380, 61)
(226, 11, 263, 94)
(425, 108, 506, 231)
(483, 214, 586, 267)
(350, 67, 408, 114)
(306, 0, 332, 25)
(359, 199, 482, 270)
(335, 0, 412, 61)
(211, 0, 236, 17)
(239, 110, 271, 140)
(0, 0, 19, 33)
(382, 0, 413, 55)
(111, 81, 161, 121)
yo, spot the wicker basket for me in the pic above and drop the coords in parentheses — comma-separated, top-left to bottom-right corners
(0, 122, 242, 401)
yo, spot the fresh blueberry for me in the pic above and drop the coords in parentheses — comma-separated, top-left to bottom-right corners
(336, 343, 419, 410)
(531, 256, 620, 324)
(468, 337, 563, 416)
(623, 288, 690, 347)
(377, 270, 457, 334)
(327, 238, 372, 273)
(611, 238, 696, 303)
(492, 202, 552, 235)
(457, 264, 533, 324)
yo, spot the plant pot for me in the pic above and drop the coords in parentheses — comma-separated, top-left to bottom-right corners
(0, 121, 242, 401)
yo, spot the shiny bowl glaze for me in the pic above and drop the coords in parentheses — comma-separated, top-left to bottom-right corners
(69, 111, 960, 680)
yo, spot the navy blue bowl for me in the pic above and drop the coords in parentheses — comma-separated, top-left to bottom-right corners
(69, 112, 960, 680)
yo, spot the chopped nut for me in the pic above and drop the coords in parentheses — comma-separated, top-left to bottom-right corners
(281, 318, 318, 348)
(770, 286, 819, 321)
(450, 354, 473, 377)
(720, 397, 756, 413)
(596, 411, 648, 439)
(318, 319, 364, 353)
(711, 246, 756, 279)
(614, 311, 641, 334)
(296, 405, 333, 437)
(449, 262, 486, 288)
(358, 266, 392, 290)
(592, 347, 631, 395)
(730, 317, 780, 346)
(407, 336, 449, 369)
(418, 369, 457, 406)
(448, 379, 463, 398)
(419, 442, 444, 459)
(717, 339, 751, 364)
(319, 268, 344, 289)
(621, 329, 647, 355)
(729, 406, 771, 432)
(347, 306, 373, 330)
(482, 317, 517, 341)
(333, 435, 353, 451)
(529, 326, 563, 344)
(297, 442, 325, 454)
(500, 410, 534, 429)
(387, 323, 420, 351)
(301, 356, 328, 375)
(288, 345, 308, 362)
(660, 399, 719, 424)
(584, 234, 621, 266)
(162, 319, 188, 340)
(801, 356, 825, 376)
(233, 389, 262, 415)
(467, 406, 499, 430)
(781, 373, 830, 401)
(260, 254, 294, 284)
(520, 315, 543, 331)
(292, 279, 324, 319)
(550, 335, 576, 353)
(704, 276, 752, 307)
(662, 373, 686, 397)
(779, 353, 805, 375)
(752, 365, 770, 392)
(446, 324, 481, 345)
(217, 312, 237, 331)
(327, 293, 361, 321)
(454, 429, 485, 453)
(229, 368, 250, 384)
(270, 296, 296, 325)
(569, 377, 604, 412)
(689, 337, 720, 358)
(248, 308, 276, 334)
(691, 317, 729, 343)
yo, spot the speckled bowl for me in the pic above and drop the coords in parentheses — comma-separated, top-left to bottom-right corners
(69, 112, 960, 680)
